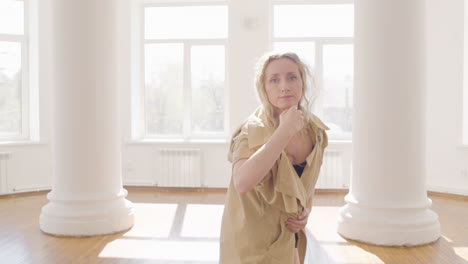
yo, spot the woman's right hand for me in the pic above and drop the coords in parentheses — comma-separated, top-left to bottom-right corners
(279, 106, 304, 137)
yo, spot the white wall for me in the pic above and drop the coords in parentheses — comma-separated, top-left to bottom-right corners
(1, 1, 467, 195)
(426, 0, 468, 195)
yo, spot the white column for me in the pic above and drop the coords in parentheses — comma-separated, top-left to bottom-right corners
(337, 0, 440, 246)
(40, 0, 134, 236)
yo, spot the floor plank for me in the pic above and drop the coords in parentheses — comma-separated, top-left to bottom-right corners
(0, 189, 466, 264)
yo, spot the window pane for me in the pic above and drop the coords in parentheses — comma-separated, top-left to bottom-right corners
(145, 43, 184, 135)
(323, 44, 353, 137)
(274, 5, 353, 38)
(145, 6, 228, 39)
(273, 42, 315, 71)
(191, 45, 225, 134)
(0, 41, 22, 136)
(0, 0, 24, 35)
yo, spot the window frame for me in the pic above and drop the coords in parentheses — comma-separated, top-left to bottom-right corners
(133, 0, 230, 141)
(269, 0, 354, 140)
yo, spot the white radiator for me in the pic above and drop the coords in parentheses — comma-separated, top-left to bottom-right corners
(155, 148, 202, 187)
(316, 149, 348, 189)
(0, 152, 12, 194)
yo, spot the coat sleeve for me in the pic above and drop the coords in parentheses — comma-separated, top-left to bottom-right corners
(227, 122, 256, 165)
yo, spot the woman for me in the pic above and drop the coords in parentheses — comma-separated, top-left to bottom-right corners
(219, 52, 329, 264)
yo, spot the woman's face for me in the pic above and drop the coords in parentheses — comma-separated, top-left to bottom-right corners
(264, 58, 303, 114)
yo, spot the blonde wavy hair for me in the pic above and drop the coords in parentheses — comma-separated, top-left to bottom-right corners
(254, 51, 316, 128)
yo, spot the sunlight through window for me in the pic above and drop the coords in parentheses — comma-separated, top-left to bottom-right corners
(123, 203, 178, 238)
(99, 239, 219, 261)
(307, 206, 346, 242)
(454, 247, 468, 261)
(181, 204, 224, 238)
(322, 244, 385, 264)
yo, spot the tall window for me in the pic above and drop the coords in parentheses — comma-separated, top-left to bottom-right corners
(141, 3, 228, 140)
(0, 0, 28, 140)
(271, 1, 354, 139)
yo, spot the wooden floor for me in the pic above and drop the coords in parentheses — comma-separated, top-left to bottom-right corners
(0, 188, 467, 264)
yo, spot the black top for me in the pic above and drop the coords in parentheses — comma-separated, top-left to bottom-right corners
(292, 143, 315, 178)
(293, 161, 307, 178)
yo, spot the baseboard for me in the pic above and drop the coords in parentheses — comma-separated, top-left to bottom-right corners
(0, 189, 50, 199)
(427, 185, 468, 198)
(0, 185, 51, 197)
(12, 185, 51, 193)
(2, 185, 466, 200)
(315, 188, 349, 194)
(124, 185, 228, 193)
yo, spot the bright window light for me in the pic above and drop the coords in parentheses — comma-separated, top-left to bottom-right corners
(144, 43, 184, 136)
(141, 4, 228, 139)
(273, 41, 316, 71)
(191, 46, 225, 134)
(145, 6, 228, 39)
(0, 41, 22, 136)
(323, 44, 353, 137)
(0, 0, 23, 35)
(274, 5, 354, 38)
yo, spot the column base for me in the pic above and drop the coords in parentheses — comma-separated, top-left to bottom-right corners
(40, 188, 134, 236)
(337, 198, 440, 246)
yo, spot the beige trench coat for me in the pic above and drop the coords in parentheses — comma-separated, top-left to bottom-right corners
(219, 106, 329, 264)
